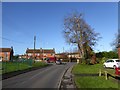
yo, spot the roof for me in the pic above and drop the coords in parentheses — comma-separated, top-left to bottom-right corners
(55, 53, 68, 55)
(56, 52, 79, 55)
(55, 53, 68, 58)
(0, 48, 13, 52)
(26, 48, 55, 53)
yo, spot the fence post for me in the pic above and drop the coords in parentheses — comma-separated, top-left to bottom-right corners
(18, 60, 20, 71)
(105, 71, 108, 80)
(4, 61, 7, 73)
(77, 59, 79, 64)
(99, 69, 101, 76)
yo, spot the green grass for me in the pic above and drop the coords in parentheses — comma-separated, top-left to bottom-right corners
(72, 64, 115, 75)
(72, 63, 119, 89)
(72, 64, 103, 74)
(32, 62, 48, 67)
(105, 68, 115, 75)
(0, 62, 2, 74)
(2, 62, 29, 74)
(1, 61, 48, 74)
(75, 76, 119, 89)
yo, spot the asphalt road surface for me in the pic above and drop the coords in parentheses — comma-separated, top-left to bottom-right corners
(2, 62, 75, 88)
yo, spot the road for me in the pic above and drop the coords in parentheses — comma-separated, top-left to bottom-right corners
(2, 62, 75, 88)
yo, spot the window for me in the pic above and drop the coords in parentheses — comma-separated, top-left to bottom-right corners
(4, 52, 7, 55)
(116, 60, 120, 62)
(106, 60, 114, 63)
(111, 60, 114, 62)
(106, 60, 110, 63)
(44, 54, 46, 56)
(28, 53, 32, 56)
(51, 53, 54, 56)
(4, 52, 9, 60)
(37, 53, 40, 56)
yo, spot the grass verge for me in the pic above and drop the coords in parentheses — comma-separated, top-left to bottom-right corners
(72, 63, 119, 89)
(1, 61, 48, 74)
(75, 76, 119, 88)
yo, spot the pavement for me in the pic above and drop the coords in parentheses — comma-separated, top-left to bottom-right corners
(2, 62, 76, 88)
(59, 63, 76, 89)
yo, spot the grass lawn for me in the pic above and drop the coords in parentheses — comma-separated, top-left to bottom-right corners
(72, 63, 119, 89)
(75, 76, 119, 89)
(105, 68, 115, 75)
(72, 64, 103, 74)
(0, 62, 2, 74)
(2, 62, 30, 74)
(72, 63, 115, 75)
(32, 62, 48, 67)
(1, 61, 48, 74)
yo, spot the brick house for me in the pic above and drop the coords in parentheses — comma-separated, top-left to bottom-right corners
(55, 52, 80, 62)
(68, 52, 80, 59)
(0, 47, 14, 61)
(26, 48, 55, 60)
(68, 52, 81, 62)
(55, 53, 68, 59)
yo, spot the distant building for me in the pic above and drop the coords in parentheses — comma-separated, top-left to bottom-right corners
(55, 52, 80, 62)
(68, 52, 80, 59)
(19, 54, 27, 59)
(26, 48, 55, 60)
(0, 47, 14, 61)
(55, 53, 68, 59)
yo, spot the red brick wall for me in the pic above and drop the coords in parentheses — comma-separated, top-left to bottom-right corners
(0, 52, 10, 61)
(26, 53, 55, 59)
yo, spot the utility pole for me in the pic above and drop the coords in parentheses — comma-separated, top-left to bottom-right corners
(34, 36, 36, 61)
(43, 49, 44, 60)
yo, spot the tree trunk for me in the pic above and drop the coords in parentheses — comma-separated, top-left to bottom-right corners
(78, 43, 84, 63)
(91, 54, 96, 64)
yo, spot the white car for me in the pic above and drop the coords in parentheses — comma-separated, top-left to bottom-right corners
(55, 59, 62, 65)
(103, 59, 120, 69)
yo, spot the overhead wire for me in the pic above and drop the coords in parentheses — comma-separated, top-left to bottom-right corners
(0, 36, 26, 44)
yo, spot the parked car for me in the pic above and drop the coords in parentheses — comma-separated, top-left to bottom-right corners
(44, 58, 50, 63)
(56, 59, 62, 65)
(49, 57, 56, 63)
(103, 59, 120, 69)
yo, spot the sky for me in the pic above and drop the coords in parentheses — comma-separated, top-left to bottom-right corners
(2, 0, 119, 2)
(2, 2, 118, 55)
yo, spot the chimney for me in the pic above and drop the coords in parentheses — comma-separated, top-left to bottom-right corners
(53, 48, 55, 53)
(11, 46, 13, 49)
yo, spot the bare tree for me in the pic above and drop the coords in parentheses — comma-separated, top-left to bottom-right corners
(63, 12, 100, 61)
(111, 32, 120, 51)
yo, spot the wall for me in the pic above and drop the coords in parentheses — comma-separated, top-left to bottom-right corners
(0, 52, 10, 61)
